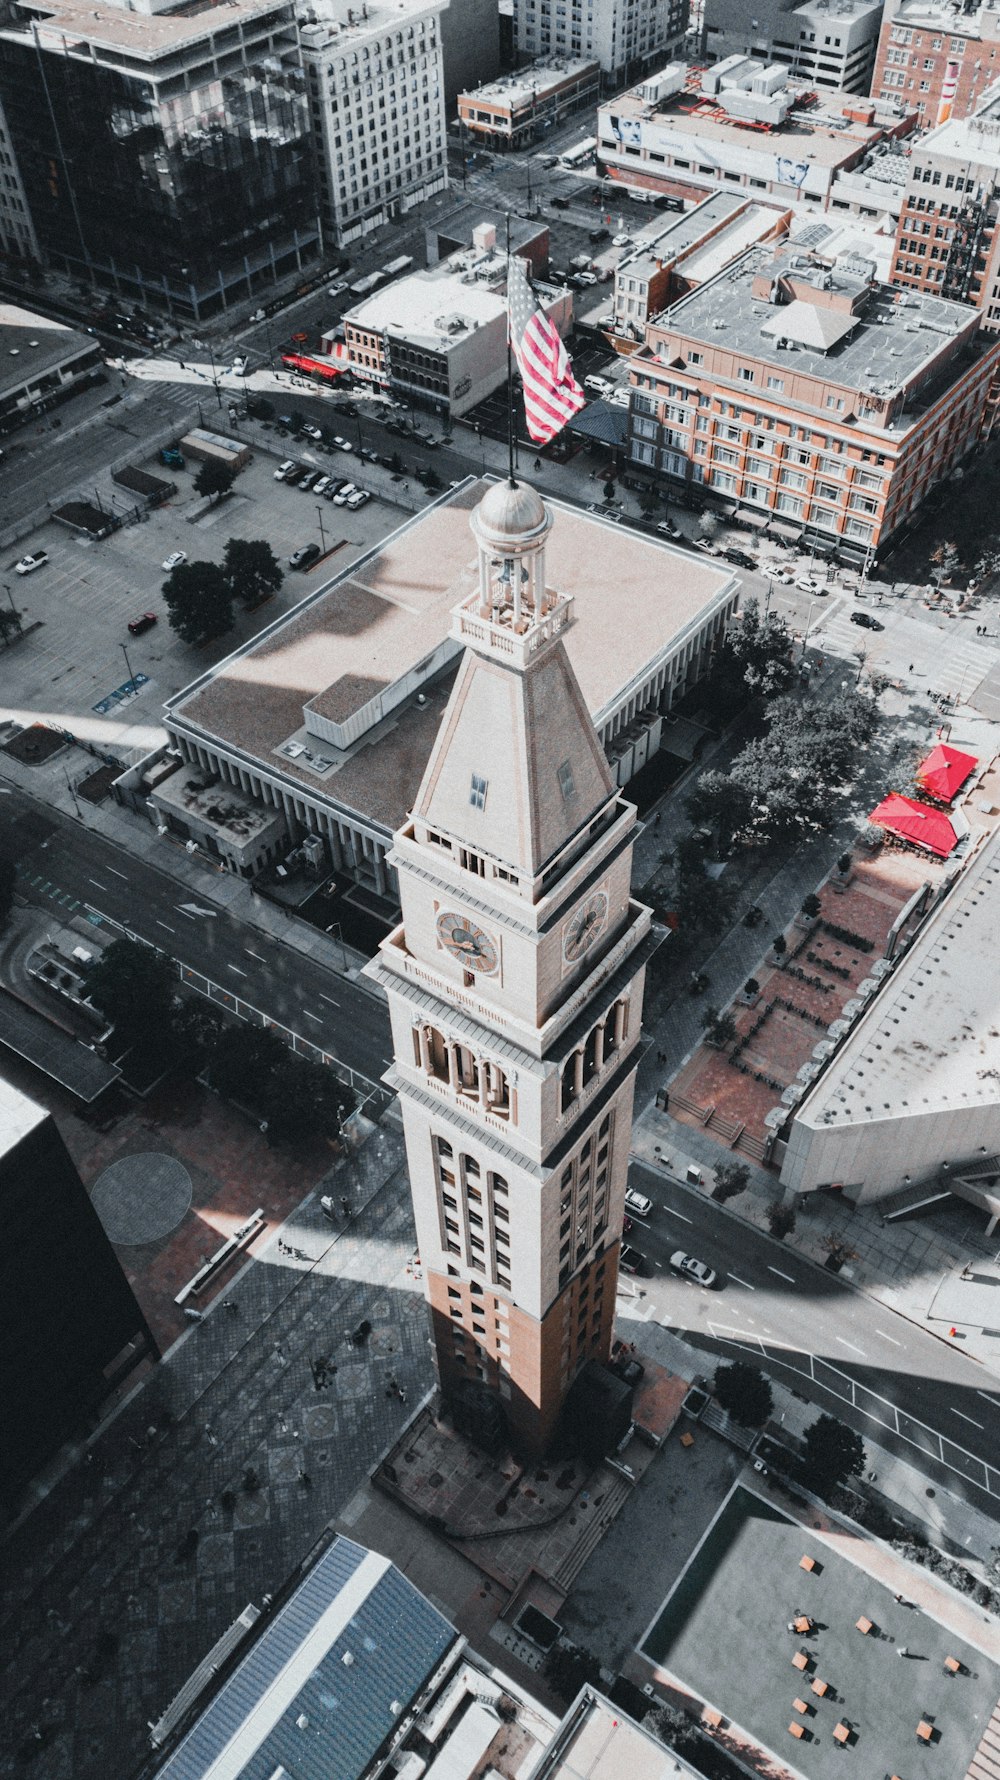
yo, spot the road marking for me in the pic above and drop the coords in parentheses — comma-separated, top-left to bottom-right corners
(88, 878, 108, 891)
(156, 920, 174, 933)
(835, 1335, 865, 1355)
(660, 1312, 672, 1325)
(662, 1205, 692, 1223)
(174, 905, 197, 919)
(106, 866, 128, 880)
(303, 1009, 323, 1023)
(874, 1328, 902, 1346)
(952, 1408, 984, 1430)
(976, 1391, 1000, 1409)
(245, 949, 265, 963)
(767, 1265, 796, 1283)
(227, 964, 247, 977)
(320, 993, 341, 1009)
(730, 1273, 756, 1290)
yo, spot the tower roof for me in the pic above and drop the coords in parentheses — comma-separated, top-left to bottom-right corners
(413, 631, 614, 876)
(473, 478, 550, 549)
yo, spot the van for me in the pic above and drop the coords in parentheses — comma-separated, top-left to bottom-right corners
(624, 1186, 652, 1219)
(584, 375, 612, 397)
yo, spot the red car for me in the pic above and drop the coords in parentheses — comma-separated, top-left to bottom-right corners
(127, 612, 157, 636)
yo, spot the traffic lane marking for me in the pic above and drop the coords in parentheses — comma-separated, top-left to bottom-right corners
(768, 1266, 796, 1283)
(662, 1206, 692, 1223)
(730, 1274, 756, 1290)
(952, 1408, 984, 1430)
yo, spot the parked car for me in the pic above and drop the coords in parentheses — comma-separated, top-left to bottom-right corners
(300, 422, 323, 440)
(764, 563, 795, 583)
(589, 226, 610, 243)
(724, 547, 757, 570)
(795, 574, 826, 594)
(346, 489, 371, 509)
(608, 387, 630, 408)
(584, 374, 612, 397)
(575, 270, 599, 286)
(127, 612, 157, 636)
(161, 551, 187, 572)
(312, 476, 332, 497)
(283, 465, 304, 486)
(332, 399, 359, 417)
(624, 1186, 652, 1219)
(850, 610, 884, 630)
(620, 1245, 651, 1277)
(289, 542, 321, 570)
(333, 482, 359, 505)
(323, 477, 351, 500)
(327, 280, 348, 300)
(657, 519, 681, 540)
(694, 538, 718, 554)
(14, 551, 48, 575)
(298, 469, 320, 491)
(231, 355, 248, 374)
(359, 446, 380, 463)
(551, 194, 571, 209)
(332, 435, 354, 452)
(274, 459, 297, 481)
(612, 233, 631, 246)
(669, 1250, 719, 1289)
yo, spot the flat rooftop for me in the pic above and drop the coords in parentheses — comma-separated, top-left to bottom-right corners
(299, 0, 440, 53)
(794, 0, 881, 20)
(603, 82, 907, 170)
(346, 265, 507, 343)
(890, 0, 997, 29)
(794, 825, 1000, 1133)
(8, 0, 287, 59)
(536, 1691, 701, 1780)
(462, 55, 597, 108)
(915, 93, 1000, 173)
(0, 303, 94, 390)
(670, 202, 783, 286)
(618, 192, 746, 281)
(660, 244, 979, 415)
(642, 1483, 1000, 1780)
(168, 480, 736, 832)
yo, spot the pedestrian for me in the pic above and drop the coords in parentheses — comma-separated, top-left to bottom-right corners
(534, 456, 541, 470)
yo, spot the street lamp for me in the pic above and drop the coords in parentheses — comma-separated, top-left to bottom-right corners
(315, 504, 327, 552)
(120, 640, 136, 693)
(801, 597, 817, 658)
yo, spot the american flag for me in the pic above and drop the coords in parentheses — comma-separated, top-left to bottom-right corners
(507, 254, 585, 445)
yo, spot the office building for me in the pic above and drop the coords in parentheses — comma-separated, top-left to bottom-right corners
(611, 189, 790, 342)
(872, 0, 1000, 125)
(144, 480, 737, 899)
(301, 0, 448, 251)
(426, 204, 550, 273)
(513, 0, 689, 83)
(0, 1074, 155, 1521)
(890, 86, 1000, 329)
(704, 0, 884, 93)
(439, 0, 500, 113)
(458, 57, 601, 148)
(343, 228, 571, 417)
(366, 479, 657, 1455)
(0, 94, 38, 266)
(597, 61, 915, 212)
(0, 0, 317, 323)
(626, 237, 1000, 559)
(0, 303, 103, 436)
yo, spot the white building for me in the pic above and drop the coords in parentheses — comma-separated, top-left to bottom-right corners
(514, 0, 689, 82)
(343, 226, 572, 417)
(301, 0, 449, 250)
(779, 824, 1000, 1220)
(367, 479, 658, 1455)
(704, 0, 884, 94)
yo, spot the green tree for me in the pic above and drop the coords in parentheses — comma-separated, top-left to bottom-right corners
(85, 937, 175, 1043)
(603, 478, 616, 502)
(259, 1053, 353, 1147)
(684, 769, 753, 856)
(423, 465, 444, 493)
(801, 892, 821, 920)
(163, 560, 235, 646)
(700, 1006, 737, 1048)
(170, 998, 226, 1071)
(0, 849, 16, 935)
(712, 1160, 750, 1203)
(543, 1641, 603, 1704)
(724, 595, 794, 699)
(768, 1199, 796, 1240)
(672, 832, 734, 936)
(206, 1023, 286, 1105)
(193, 458, 236, 503)
(645, 1703, 700, 1757)
(223, 537, 284, 609)
(801, 1413, 866, 1496)
(0, 604, 23, 646)
(714, 1361, 773, 1428)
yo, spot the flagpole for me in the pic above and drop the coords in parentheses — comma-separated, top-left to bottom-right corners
(505, 211, 516, 488)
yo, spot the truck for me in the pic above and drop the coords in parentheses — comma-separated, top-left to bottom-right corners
(159, 445, 184, 469)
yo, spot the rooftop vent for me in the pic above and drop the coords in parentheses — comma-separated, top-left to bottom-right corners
(342, 1652, 355, 1667)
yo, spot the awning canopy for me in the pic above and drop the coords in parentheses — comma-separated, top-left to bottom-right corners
(769, 519, 802, 542)
(736, 507, 770, 530)
(915, 743, 977, 804)
(567, 401, 629, 447)
(869, 793, 958, 858)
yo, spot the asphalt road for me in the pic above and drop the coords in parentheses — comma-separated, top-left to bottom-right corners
(3, 786, 393, 1092)
(626, 1159, 1000, 1509)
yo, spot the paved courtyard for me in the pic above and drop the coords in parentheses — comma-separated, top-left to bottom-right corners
(642, 1481, 1000, 1780)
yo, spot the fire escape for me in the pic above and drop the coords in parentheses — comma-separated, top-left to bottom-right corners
(940, 189, 991, 304)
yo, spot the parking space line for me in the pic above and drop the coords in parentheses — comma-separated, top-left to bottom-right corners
(662, 1206, 692, 1223)
(88, 878, 108, 892)
(952, 1408, 984, 1430)
(244, 949, 265, 963)
(835, 1335, 865, 1355)
(730, 1273, 756, 1290)
(875, 1328, 902, 1346)
(976, 1391, 1000, 1409)
(174, 906, 196, 919)
(156, 920, 174, 933)
(767, 1266, 796, 1283)
(107, 866, 128, 880)
(320, 993, 340, 1008)
(303, 1010, 323, 1023)
(227, 964, 247, 977)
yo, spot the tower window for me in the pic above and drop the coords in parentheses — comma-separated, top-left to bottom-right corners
(557, 759, 576, 801)
(470, 772, 488, 810)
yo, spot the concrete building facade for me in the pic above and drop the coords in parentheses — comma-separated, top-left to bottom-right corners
(439, 0, 500, 113)
(610, 189, 790, 343)
(704, 0, 884, 93)
(148, 481, 738, 896)
(513, 0, 689, 82)
(890, 88, 1000, 329)
(301, 0, 448, 251)
(626, 238, 1000, 558)
(872, 0, 1000, 125)
(0, 303, 103, 436)
(457, 58, 601, 148)
(367, 480, 656, 1456)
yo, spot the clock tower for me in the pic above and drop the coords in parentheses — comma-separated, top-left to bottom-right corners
(366, 480, 658, 1457)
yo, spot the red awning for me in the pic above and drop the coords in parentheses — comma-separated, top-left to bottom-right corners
(869, 794, 958, 858)
(915, 743, 977, 804)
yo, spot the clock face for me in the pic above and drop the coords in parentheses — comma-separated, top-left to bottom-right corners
(436, 910, 500, 975)
(563, 890, 610, 963)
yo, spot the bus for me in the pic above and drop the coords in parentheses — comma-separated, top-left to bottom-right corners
(279, 351, 345, 384)
(560, 136, 596, 169)
(383, 254, 414, 279)
(347, 256, 414, 301)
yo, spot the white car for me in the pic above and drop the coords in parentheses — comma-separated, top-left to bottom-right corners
(624, 1186, 652, 1219)
(231, 355, 248, 375)
(333, 483, 358, 505)
(14, 551, 47, 575)
(795, 575, 827, 594)
(346, 489, 371, 509)
(312, 476, 332, 497)
(612, 233, 631, 246)
(608, 388, 630, 409)
(274, 459, 296, 481)
(764, 564, 795, 583)
(332, 435, 354, 452)
(300, 422, 323, 440)
(575, 270, 599, 286)
(162, 551, 187, 572)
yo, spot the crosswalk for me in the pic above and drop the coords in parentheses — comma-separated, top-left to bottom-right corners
(807, 597, 999, 703)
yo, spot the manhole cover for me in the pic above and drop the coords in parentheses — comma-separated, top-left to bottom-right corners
(91, 1152, 193, 1245)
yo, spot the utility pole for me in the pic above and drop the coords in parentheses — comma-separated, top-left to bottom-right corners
(316, 504, 327, 553)
(120, 640, 136, 693)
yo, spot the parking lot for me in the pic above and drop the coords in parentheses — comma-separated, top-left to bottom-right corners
(0, 436, 407, 757)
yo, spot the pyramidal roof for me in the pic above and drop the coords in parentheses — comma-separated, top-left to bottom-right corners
(413, 630, 614, 877)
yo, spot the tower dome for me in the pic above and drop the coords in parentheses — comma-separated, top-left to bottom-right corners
(472, 478, 551, 552)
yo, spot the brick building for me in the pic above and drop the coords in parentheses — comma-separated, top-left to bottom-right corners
(626, 238, 1000, 559)
(872, 0, 1000, 125)
(890, 88, 1000, 329)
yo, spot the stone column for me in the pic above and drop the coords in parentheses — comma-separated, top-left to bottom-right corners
(594, 1021, 606, 1071)
(573, 1049, 584, 1096)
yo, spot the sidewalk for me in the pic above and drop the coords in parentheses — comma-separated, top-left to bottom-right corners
(630, 1101, 1000, 1371)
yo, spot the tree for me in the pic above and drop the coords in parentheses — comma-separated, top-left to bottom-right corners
(801, 1413, 866, 1496)
(768, 1200, 796, 1241)
(223, 537, 283, 609)
(724, 595, 795, 699)
(259, 1053, 353, 1147)
(206, 1023, 286, 1105)
(423, 465, 444, 493)
(193, 458, 236, 503)
(684, 769, 753, 856)
(672, 832, 734, 936)
(744, 977, 759, 998)
(85, 937, 175, 1044)
(163, 559, 235, 646)
(0, 849, 15, 935)
(771, 933, 787, 959)
(170, 998, 226, 1071)
(701, 1006, 737, 1048)
(801, 892, 821, 920)
(0, 604, 23, 645)
(646, 1703, 700, 1757)
(714, 1360, 773, 1429)
(837, 852, 852, 876)
(712, 1160, 750, 1203)
(544, 1642, 602, 1703)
